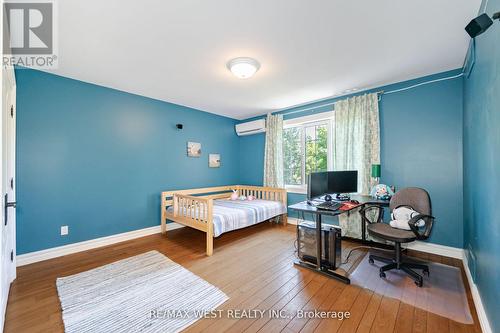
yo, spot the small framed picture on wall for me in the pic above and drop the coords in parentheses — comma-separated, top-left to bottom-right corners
(187, 142, 201, 157)
(209, 154, 220, 168)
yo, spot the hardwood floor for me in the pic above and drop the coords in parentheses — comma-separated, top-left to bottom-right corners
(5, 223, 482, 333)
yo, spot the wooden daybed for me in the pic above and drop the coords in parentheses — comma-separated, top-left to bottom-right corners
(161, 185, 287, 256)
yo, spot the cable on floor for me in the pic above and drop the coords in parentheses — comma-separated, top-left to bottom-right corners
(341, 245, 395, 265)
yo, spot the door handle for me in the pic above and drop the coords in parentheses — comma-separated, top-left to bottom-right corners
(4, 193, 16, 226)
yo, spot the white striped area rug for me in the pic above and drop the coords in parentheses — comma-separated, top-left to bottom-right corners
(56, 251, 228, 333)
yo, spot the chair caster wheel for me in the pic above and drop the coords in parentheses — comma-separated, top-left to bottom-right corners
(369, 258, 374, 264)
(379, 272, 386, 278)
(423, 268, 429, 276)
(415, 279, 423, 287)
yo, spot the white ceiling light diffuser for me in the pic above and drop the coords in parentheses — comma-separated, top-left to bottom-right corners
(227, 57, 260, 79)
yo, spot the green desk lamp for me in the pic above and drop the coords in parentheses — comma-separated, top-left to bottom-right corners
(370, 164, 394, 199)
(371, 164, 381, 185)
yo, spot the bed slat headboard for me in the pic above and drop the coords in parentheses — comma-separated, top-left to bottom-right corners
(160, 185, 287, 256)
(162, 185, 238, 207)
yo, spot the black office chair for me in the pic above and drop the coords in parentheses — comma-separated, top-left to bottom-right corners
(360, 187, 435, 287)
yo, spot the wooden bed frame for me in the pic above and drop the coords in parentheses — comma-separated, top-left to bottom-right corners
(161, 185, 287, 256)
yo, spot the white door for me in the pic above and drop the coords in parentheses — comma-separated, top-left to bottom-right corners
(0, 65, 16, 331)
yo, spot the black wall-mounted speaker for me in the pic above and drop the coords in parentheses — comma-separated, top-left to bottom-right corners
(465, 13, 493, 38)
(176, 124, 183, 129)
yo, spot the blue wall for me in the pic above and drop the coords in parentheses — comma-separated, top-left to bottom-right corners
(239, 133, 265, 185)
(16, 67, 465, 253)
(463, 0, 500, 330)
(239, 70, 464, 247)
(15, 68, 240, 254)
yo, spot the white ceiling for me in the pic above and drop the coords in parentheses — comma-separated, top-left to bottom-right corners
(48, 0, 481, 120)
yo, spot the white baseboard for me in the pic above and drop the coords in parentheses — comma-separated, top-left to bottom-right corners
(462, 254, 492, 333)
(16, 223, 184, 267)
(405, 241, 464, 259)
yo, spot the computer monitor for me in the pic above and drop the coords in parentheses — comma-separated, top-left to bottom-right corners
(328, 170, 358, 194)
(307, 172, 328, 200)
(307, 170, 358, 200)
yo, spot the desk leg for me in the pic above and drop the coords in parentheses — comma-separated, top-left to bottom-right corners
(316, 213, 322, 268)
(361, 211, 367, 242)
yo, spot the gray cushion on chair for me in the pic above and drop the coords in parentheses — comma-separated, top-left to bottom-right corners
(367, 223, 417, 243)
(389, 187, 431, 215)
(367, 187, 432, 243)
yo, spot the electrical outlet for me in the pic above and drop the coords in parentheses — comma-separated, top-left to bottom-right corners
(61, 225, 69, 236)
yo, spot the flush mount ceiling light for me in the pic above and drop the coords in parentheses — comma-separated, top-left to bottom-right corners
(227, 57, 260, 79)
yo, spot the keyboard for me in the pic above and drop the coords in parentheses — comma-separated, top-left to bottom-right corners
(315, 201, 342, 211)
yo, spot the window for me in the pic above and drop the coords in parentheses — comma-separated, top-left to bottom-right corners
(283, 112, 333, 192)
(283, 127, 303, 185)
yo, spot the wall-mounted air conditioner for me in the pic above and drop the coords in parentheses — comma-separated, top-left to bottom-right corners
(235, 119, 266, 136)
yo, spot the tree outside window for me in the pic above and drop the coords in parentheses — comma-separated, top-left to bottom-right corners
(305, 124, 328, 176)
(283, 121, 329, 188)
(283, 127, 303, 185)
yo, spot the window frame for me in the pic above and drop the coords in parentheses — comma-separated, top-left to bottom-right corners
(283, 111, 334, 193)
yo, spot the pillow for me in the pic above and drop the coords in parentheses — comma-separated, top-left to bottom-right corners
(390, 206, 425, 230)
(390, 219, 412, 230)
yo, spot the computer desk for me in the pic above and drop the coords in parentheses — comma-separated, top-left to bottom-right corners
(288, 195, 389, 284)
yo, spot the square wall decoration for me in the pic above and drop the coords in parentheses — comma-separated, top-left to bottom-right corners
(209, 154, 220, 168)
(187, 142, 201, 157)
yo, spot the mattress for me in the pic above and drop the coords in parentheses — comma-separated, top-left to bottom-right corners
(167, 199, 286, 237)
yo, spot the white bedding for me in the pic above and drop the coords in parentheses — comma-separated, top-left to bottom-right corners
(167, 199, 286, 237)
